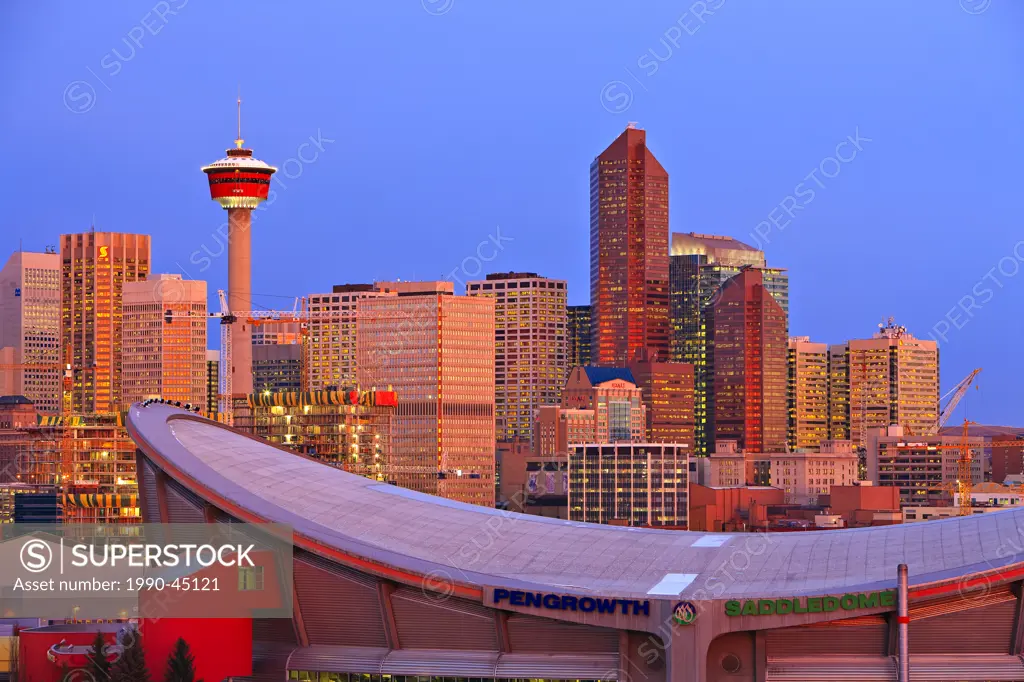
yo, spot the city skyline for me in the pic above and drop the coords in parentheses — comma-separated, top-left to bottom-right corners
(1, 0, 1021, 426)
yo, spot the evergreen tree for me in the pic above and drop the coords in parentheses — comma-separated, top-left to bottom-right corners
(163, 638, 199, 682)
(110, 628, 149, 682)
(86, 631, 111, 681)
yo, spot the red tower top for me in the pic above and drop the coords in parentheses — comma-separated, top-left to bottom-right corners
(202, 97, 276, 210)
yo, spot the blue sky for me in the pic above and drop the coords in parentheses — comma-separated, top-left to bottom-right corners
(1, 1, 1021, 424)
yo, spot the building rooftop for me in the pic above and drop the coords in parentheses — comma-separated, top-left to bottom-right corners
(128, 403, 1024, 602)
(582, 366, 635, 386)
(0, 395, 33, 405)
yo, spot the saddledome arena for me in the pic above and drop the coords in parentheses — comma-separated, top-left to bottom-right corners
(128, 403, 1024, 682)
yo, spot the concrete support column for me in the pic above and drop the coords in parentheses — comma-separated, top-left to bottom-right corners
(227, 207, 253, 396)
(897, 563, 909, 682)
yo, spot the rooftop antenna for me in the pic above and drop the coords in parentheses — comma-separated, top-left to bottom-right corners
(90, 214, 95, 233)
(235, 86, 244, 149)
(626, 121, 638, 129)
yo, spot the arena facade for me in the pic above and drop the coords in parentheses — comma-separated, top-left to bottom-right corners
(127, 403, 1024, 682)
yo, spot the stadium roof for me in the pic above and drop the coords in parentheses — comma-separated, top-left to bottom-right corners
(128, 404, 1024, 602)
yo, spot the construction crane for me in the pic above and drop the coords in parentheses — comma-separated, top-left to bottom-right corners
(210, 289, 310, 425)
(930, 368, 982, 436)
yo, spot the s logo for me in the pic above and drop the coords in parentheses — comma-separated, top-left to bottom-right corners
(98, 246, 109, 258)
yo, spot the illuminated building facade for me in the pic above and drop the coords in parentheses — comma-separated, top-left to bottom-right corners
(17, 413, 138, 524)
(253, 343, 302, 394)
(787, 336, 829, 450)
(770, 440, 858, 505)
(590, 124, 669, 366)
(566, 304, 592, 371)
(0, 250, 61, 413)
(866, 425, 983, 505)
(669, 232, 788, 455)
(827, 344, 850, 440)
(466, 272, 566, 442)
(61, 231, 150, 413)
(357, 283, 495, 507)
(568, 443, 688, 527)
(205, 350, 219, 419)
(627, 348, 695, 450)
(710, 269, 788, 453)
(830, 321, 940, 447)
(237, 390, 396, 480)
(121, 274, 207, 408)
(306, 284, 396, 391)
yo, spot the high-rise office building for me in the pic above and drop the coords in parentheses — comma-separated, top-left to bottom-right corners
(122, 275, 207, 408)
(827, 345, 850, 440)
(627, 348, 695, 450)
(830, 321, 940, 447)
(205, 350, 219, 419)
(710, 268, 788, 453)
(669, 232, 788, 455)
(253, 343, 302, 394)
(787, 336, 829, 450)
(535, 367, 647, 456)
(566, 305, 592, 370)
(61, 231, 151, 413)
(466, 272, 567, 442)
(590, 124, 669, 365)
(357, 282, 496, 507)
(0, 250, 61, 413)
(306, 284, 397, 391)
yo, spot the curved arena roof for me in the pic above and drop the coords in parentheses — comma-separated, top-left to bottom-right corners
(128, 404, 1024, 602)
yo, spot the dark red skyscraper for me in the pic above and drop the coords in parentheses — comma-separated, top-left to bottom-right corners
(590, 124, 669, 366)
(711, 268, 788, 453)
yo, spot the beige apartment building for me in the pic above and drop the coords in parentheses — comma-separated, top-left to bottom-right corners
(466, 272, 567, 442)
(357, 282, 496, 507)
(121, 275, 207, 408)
(0, 250, 61, 413)
(787, 336, 828, 449)
(61, 231, 150, 413)
(866, 424, 984, 505)
(828, 320, 939, 447)
(770, 440, 858, 505)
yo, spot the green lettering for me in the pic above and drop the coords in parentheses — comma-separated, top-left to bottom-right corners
(840, 594, 858, 610)
(808, 597, 823, 613)
(775, 599, 792, 615)
(758, 599, 775, 616)
(724, 600, 741, 616)
(793, 597, 808, 614)
(823, 596, 839, 612)
(880, 591, 896, 608)
(858, 592, 879, 609)
(741, 600, 758, 616)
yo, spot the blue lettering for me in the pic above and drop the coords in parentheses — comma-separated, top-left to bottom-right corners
(543, 594, 561, 609)
(579, 597, 596, 612)
(494, 588, 510, 604)
(633, 600, 650, 616)
(619, 600, 630, 614)
(562, 595, 578, 611)
(510, 591, 525, 606)
(596, 598, 616, 614)
(524, 592, 542, 608)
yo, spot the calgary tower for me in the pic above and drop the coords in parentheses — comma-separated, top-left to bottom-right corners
(202, 97, 276, 400)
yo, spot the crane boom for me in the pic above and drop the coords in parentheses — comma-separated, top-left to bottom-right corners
(934, 368, 981, 434)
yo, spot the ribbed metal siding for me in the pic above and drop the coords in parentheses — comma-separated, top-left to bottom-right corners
(287, 645, 389, 674)
(766, 620, 887, 657)
(494, 652, 620, 679)
(137, 457, 159, 523)
(382, 649, 499, 677)
(505, 612, 619, 653)
(910, 597, 1017, 654)
(766, 656, 893, 682)
(253, 617, 298, 645)
(293, 556, 387, 647)
(389, 586, 498, 651)
(909, 654, 1024, 680)
(162, 480, 205, 523)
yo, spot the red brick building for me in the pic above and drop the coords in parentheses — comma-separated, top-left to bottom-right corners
(628, 348, 695, 450)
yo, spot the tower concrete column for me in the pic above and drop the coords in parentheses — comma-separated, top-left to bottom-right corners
(227, 207, 253, 396)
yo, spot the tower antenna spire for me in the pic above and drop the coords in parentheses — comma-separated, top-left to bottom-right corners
(235, 87, 244, 149)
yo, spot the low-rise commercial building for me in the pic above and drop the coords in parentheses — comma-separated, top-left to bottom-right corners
(866, 425, 984, 505)
(568, 442, 688, 528)
(769, 440, 858, 505)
